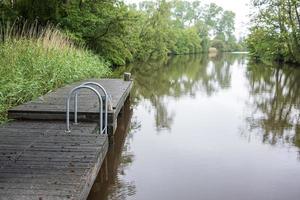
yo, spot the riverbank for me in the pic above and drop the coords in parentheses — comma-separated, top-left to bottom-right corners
(0, 28, 110, 123)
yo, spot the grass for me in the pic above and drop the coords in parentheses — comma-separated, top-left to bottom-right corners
(0, 21, 111, 122)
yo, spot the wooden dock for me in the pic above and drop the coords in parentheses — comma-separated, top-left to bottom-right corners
(0, 78, 132, 199)
(8, 79, 133, 135)
(0, 121, 108, 200)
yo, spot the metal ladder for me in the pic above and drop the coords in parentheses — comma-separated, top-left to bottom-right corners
(65, 82, 110, 135)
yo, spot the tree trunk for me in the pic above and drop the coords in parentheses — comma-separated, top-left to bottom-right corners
(287, 0, 299, 46)
(278, 0, 293, 57)
(294, 3, 300, 29)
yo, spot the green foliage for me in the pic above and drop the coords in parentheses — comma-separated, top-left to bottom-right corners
(211, 39, 225, 51)
(247, 28, 286, 62)
(0, 0, 241, 64)
(135, 0, 175, 60)
(173, 28, 202, 54)
(0, 0, 62, 24)
(215, 11, 235, 40)
(247, 0, 300, 64)
(60, 1, 139, 65)
(0, 26, 110, 122)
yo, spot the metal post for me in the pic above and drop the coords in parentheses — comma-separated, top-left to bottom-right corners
(74, 93, 78, 124)
(65, 85, 103, 134)
(80, 82, 110, 135)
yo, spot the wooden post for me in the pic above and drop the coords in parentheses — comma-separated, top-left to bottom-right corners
(123, 72, 131, 81)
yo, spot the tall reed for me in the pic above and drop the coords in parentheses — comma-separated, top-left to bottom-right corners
(0, 20, 110, 122)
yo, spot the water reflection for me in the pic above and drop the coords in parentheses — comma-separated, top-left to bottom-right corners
(130, 54, 236, 99)
(91, 53, 300, 200)
(244, 63, 300, 148)
(121, 54, 247, 132)
(115, 53, 299, 145)
(88, 100, 140, 200)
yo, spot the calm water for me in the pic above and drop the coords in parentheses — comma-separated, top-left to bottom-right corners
(88, 53, 300, 200)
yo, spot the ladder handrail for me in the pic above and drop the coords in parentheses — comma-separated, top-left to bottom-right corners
(75, 82, 110, 135)
(65, 85, 103, 134)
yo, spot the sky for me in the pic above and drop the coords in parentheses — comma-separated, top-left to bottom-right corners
(202, 0, 250, 38)
(125, 0, 251, 38)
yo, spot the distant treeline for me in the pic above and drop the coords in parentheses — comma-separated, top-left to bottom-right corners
(0, 0, 245, 65)
(247, 0, 300, 64)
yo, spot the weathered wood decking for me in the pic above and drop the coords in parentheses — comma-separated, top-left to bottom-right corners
(0, 78, 132, 199)
(0, 121, 108, 200)
(8, 79, 133, 135)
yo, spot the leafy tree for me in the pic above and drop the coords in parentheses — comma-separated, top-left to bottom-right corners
(135, 0, 175, 60)
(211, 39, 225, 51)
(0, 0, 241, 65)
(247, 0, 300, 64)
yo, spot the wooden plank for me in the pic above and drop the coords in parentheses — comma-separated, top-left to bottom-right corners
(0, 121, 108, 200)
(8, 79, 132, 112)
(0, 194, 70, 200)
(8, 79, 132, 135)
(0, 168, 86, 175)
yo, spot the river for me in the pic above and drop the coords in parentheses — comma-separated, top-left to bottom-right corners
(88, 53, 300, 200)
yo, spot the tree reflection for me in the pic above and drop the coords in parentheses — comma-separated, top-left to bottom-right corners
(117, 53, 240, 132)
(245, 63, 300, 148)
(88, 100, 140, 200)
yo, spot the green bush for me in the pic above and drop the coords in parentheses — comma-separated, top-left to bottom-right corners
(0, 29, 110, 122)
(211, 39, 225, 51)
(246, 28, 286, 62)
